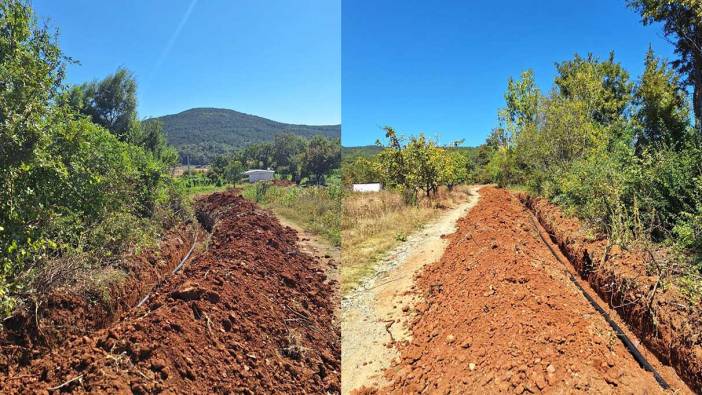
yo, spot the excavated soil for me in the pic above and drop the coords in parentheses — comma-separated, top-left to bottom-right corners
(522, 194, 702, 393)
(0, 190, 340, 393)
(0, 224, 198, 372)
(370, 187, 691, 394)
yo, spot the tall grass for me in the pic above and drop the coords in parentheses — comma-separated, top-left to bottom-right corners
(341, 186, 471, 294)
(241, 180, 341, 247)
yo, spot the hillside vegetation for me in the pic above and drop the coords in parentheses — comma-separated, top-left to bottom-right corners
(471, 0, 702, 303)
(151, 108, 340, 165)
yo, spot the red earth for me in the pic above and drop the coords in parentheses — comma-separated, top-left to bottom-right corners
(0, 190, 340, 394)
(368, 187, 694, 394)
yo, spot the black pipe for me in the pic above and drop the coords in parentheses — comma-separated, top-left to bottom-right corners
(527, 213, 670, 390)
(136, 234, 198, 308)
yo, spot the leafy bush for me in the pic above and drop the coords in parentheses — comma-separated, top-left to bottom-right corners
(0, 0, 188, 317)
(480, 49, 702, 271)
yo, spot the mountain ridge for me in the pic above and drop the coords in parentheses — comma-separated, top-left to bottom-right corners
(150, 107, 340, 165)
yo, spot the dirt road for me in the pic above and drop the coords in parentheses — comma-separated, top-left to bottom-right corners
(0, 191, 340, 393)
(359, 187, 692, 394)
(341, 186, 481, 394)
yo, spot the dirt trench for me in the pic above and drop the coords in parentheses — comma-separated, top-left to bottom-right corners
(366, 187, 692, 394)
(0, 190, 340, 394)
(342, 186, 481, 394)
(522, 194, 702, 393)
(0, 223, 200, 372)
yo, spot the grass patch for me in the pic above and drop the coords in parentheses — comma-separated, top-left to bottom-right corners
(341, 186, 471, 294)
(240, 180, 341, 247)
(180, 183, 232, 198)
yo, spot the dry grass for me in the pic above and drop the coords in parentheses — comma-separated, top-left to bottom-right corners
(341, 186, 471, 294)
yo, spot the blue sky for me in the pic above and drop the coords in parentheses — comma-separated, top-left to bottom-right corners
(33, 0, 340, 124)
(342, 0, 676, 147)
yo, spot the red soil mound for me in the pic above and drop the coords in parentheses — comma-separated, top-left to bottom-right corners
(522, 193, 702, 392)
(0, 191, 340, 393)
(378, 187, 690, 394)
(0, 225, 196, 371)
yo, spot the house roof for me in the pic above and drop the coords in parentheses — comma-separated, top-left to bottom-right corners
(243, 169, 275, 174)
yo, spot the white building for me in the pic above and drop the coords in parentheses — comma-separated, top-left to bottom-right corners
(243, 169, 275, 183)
(352, 183, 382, 192)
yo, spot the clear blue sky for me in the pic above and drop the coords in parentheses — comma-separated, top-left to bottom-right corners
(342, 0, 676, 147)
(33, 0, 340, 124)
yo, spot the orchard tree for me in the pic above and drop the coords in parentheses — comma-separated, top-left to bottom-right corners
(405, 134, 441, 197)
(628, 0, 702, 131)
(341, 156, 381, 186)
(376, 127, 410, 190)
(439, 150, 468, 191)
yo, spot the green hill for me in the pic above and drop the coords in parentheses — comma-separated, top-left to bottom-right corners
(342, 145, 382, 162)
(151, 108, 340, 165)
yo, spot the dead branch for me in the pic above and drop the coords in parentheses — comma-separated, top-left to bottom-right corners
(47, 374, 84, 391)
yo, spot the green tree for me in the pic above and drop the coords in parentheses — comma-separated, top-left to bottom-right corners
(628, 0, 702, 131)
(499, 69, 541, 143)
(634, 47, 691, 151)
(0, 0, 64, 168)
(76, 67, 138, 141)
(272, 133, 306, 179)
(376, 127, 410, 190)
(341, 156, 381, 186)
(242, 142, 274, 169)
(303, 135, 340, 185)
(438, 150, 468, 191)
(404, 134, 441, 197)
(554, 52, 633, 125)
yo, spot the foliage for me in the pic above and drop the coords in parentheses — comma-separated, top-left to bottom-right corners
(342, 128, 476, 201)
(634, 46, 691, 151)
(206, 134, 340, 186)
(628, 0, 702, 130)
(480, 47, 702, 267)
(241, 179, 342, 246)
(72, 68, 138, 141)
(303, 135, 341, 185)
(0, 0, 188, 317)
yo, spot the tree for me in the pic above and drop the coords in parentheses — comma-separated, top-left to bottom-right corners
(634, 46, 692, 151)
(499, 69, 541, 143)
(0, 0, 64, 168)
(628, 0, 702, 131)
(272, 133, 306, 179)
(242, 142, 274, 169)
(405, 134, 441, 197)
(438, 150, 468, 191)
(303, 135, 340, 185)
(376, 127, 410, 190)
(341, 156, 381, 186)
(77, 68, 138, 141)
(554, 52, 633, 125)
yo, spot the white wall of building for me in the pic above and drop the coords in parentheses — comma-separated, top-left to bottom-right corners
(352, 183, 382, 192)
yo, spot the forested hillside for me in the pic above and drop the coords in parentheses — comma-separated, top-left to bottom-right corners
(151, 108, 340, 164)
